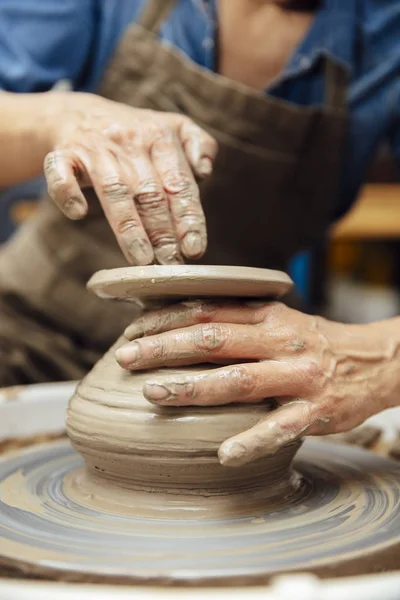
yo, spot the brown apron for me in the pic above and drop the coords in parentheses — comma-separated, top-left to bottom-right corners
(0, 0, 348, 386)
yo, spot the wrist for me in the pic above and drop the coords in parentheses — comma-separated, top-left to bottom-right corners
(0, 91, 68, 187)
(317, 316, 400, 412)
(34, 91, 70, 151)
(364, 317, 400, 409)
(5, 90, 61, 154)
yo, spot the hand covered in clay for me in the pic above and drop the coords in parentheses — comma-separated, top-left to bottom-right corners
(43, 93, 217, 265)
(116, 302, 400, 466)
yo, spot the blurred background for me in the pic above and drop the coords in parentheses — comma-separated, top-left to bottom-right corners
(285, 142, 400, 321)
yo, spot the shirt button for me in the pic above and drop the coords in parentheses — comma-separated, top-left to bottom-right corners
(203, 37, 214, 50)
(299, 56, 311, 69)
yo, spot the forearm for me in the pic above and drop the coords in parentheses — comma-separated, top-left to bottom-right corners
(0, 91, 57, 188)
(320, 315, 400, 412)
(365, 316, 400, 409)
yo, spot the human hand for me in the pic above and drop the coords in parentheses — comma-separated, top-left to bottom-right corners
(115, 301, 400, 466)
(43, 92, 217, 265)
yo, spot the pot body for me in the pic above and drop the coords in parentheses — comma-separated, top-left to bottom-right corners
(67, 336, 300, 495)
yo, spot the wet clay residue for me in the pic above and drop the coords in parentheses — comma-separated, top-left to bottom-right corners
(0, 431, 66, 456)
(1, 438, 400, 585)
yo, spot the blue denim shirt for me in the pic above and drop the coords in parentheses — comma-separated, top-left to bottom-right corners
(1, 0, 400, 219)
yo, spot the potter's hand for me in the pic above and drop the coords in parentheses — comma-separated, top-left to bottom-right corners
(43, 93, 217, 264)
(116, 302, 400, 466)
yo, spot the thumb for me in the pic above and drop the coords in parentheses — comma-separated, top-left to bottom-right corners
(218, 400, 315, 468)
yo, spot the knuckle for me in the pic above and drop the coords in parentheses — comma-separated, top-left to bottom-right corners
(283, 401, 315, 434)
(268, 301, 286, 317)
(102, 124, 123, 142)
(229, 365, 255, 397)
(176, 379, 196, 401)
(193, 323, 227, 354)
(179, 115, 202, 135)
(202, 133, 218, 151)
(303, 403, 320, 432)
(152, 236, 177, 251)
(144, 315, 165, 336)
(286, 330, 307, 353)
(148, 336, 166, 361)
(124, 141, 143, 159)
(100, 177, 131, 202)
(116, 217, 139, 235)
(149, 125, 174, 147)
(192, 302, 220, 323)
(299, 359, 322, 385)
(178, 114, 192, 127)
(163, 170, 193, 196)
(135, 182, 165, 210)
(261, 302, 287, 325)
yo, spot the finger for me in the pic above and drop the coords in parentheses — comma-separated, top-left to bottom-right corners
(88, 149, 154, 265)
(218, 400, 315, 467)
(176, 116, 218, 179)
(119, 148, 182, 265)
(124, 301, 265, 341)
(44, 149, 88, 219)
(142, 362, 302, 407)
(116, 322, 265, 370)
(150, 131, 206, 259)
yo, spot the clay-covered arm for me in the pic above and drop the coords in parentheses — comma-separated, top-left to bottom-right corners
(116, 303, 400, 466)
(0, 90, 217, 265)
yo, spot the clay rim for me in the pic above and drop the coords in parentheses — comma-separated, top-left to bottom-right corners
(87, 265, 293, 300)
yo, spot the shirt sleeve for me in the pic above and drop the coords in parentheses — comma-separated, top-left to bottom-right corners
(0, 0, 95, 92)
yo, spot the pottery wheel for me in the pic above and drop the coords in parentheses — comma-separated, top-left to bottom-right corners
(1, 438, 400, 585)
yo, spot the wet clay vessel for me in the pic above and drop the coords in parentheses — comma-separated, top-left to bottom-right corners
(1, 265, 400, 585)
(67, 265, 296, 507)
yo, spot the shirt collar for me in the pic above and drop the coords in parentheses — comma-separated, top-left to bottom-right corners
(285, 0, 356, 77)
(196, 0, 357, 77)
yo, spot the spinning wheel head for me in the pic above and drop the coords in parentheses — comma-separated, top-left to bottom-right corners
(1, 439, 400, 585)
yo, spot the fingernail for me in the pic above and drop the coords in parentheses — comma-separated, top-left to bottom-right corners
(182, 231, 204, 258)
(218, 441, 248, 467)
(197, 157, 213, 178)
(64, 197, 87, 220)
(128, 238, 154, 265)
(115, 343, 140, 367)
(155, 243, 183, 265)
(143, 382, 171, 403)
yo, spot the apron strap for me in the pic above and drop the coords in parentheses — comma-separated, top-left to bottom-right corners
(139, 0, 178, 33)
(324, 59, 347, 110)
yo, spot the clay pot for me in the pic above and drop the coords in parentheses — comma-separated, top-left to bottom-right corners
(66, 266, 301, 511)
